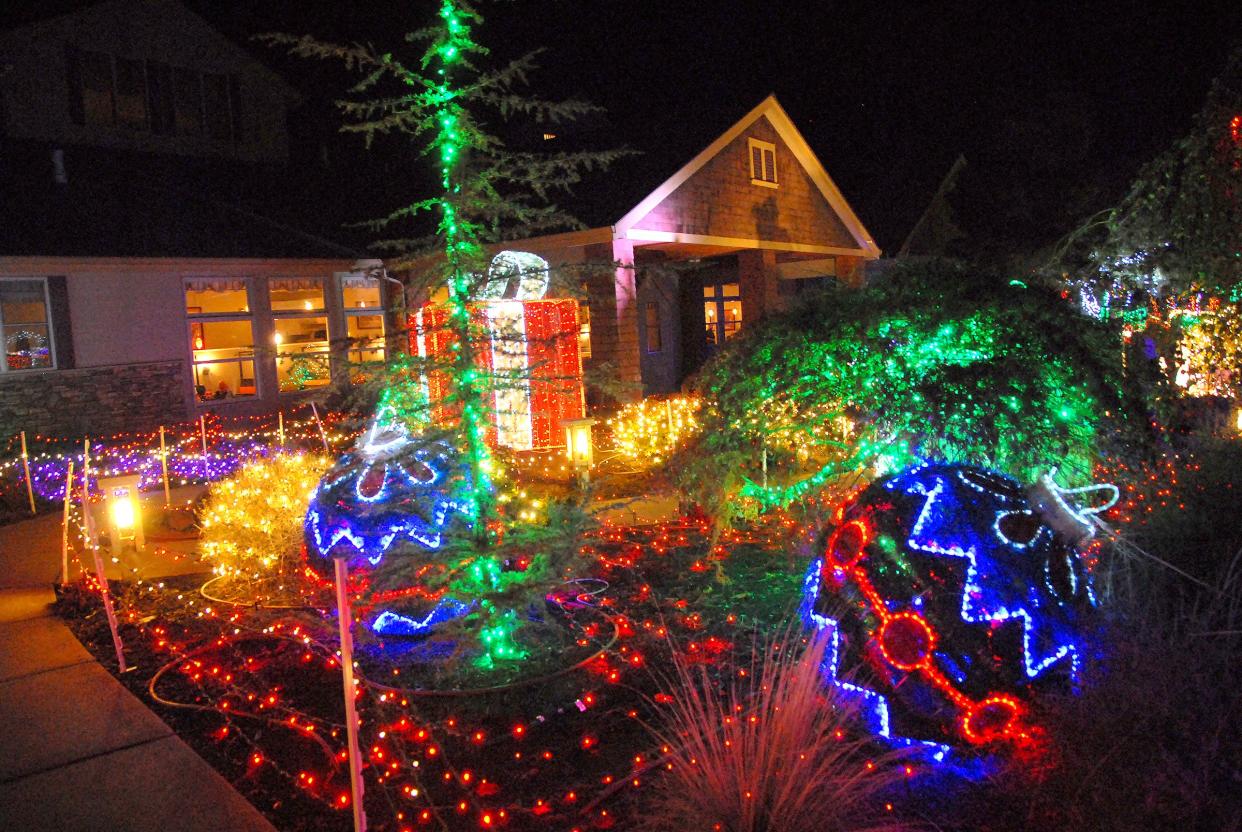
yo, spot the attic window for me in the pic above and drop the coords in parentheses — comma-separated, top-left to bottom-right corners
(748, 138, 778, 188)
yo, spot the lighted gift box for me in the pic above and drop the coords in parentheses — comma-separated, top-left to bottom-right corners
(410, 296, 585, 451)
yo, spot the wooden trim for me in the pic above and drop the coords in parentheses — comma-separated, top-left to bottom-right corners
(622, 228, 871, 257)
(499, 227, 614, 251)
(0, 257, 358, 275)
(615, 95, 881, 259)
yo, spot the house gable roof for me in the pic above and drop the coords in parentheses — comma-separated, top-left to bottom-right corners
(614, 95, 880, 258)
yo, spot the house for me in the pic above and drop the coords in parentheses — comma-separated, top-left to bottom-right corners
(504, 94, 881, 398)
(0, 0, 394, 437)
(0, 1, 880, 440)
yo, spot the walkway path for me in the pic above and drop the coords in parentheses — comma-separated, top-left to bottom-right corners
(0, 487, 276, 831)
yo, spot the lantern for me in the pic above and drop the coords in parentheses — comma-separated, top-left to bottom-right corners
(98, 474, 144, 554)
(562, 417, 596, 481)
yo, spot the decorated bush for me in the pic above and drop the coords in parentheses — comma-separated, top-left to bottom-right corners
(674, 260, 1147, 518)
(606, 395, 702, 467)
(200, 452, 333, 581)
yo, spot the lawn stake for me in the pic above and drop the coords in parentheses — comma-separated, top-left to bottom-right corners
(159, 425, 171, 505)
(60, 459, 74, 584)
(278, 410, 286, 448)
(312, 402, 330, 453)
(20, 430, 36, 514)
(333, 555, 367, 832)
(199, 414, 208, 481)
(81, 440, 126, 672)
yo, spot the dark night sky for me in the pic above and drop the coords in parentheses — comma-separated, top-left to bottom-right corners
(8, 0, 1242, 255)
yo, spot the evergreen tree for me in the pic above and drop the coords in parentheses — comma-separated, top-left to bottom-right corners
(1065, 46, 1242, 307)
(266, 0, 627, 531)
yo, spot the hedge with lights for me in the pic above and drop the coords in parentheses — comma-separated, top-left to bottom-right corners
(606, 395, 703, 467)
(674, 260, 1149, 516)
(200, 453, 333, 582)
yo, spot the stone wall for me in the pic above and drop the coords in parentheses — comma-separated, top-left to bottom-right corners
(0, 360, 186, 438)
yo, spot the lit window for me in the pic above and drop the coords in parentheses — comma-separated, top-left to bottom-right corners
(578, 302, 592, 358)
(185, 279, 255, 400)
(342, 275, 386, 371)
(271, 279, 330, 393)
(1, 279, 54, 372)
(748, 137, 777, 187)
(703, 282, 742, 345)
(645, 302, 662, 353)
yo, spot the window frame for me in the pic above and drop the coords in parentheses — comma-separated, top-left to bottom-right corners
(644, 301, 663, 354)
(0, 277, 57, 375)
(748, 137, 778, 188)
(67, 47, 239, 145)
(703, 281, 742, 346)
(184, 278, 258, 402)
(270, 278, 331, 395)
(578, 302, 592, 358)
(339, 275, 387, 371)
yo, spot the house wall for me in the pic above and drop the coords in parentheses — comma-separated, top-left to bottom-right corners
(0, 359, 185, 437)
(0, 0, 295, 164)
(0, 258, 361, 438)
(629, 115, 858, 249)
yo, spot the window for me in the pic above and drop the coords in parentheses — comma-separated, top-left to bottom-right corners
(644, 301, 662, 353)
(748, 137, 778, 187)
(186, 279, 255, 400)
(341, 276, 386, 368)
(202, 73, 232, 142)
(271, 279, 330, 393)
(173, 67, 204, 136)
(1, 279, 55, 373)
(80, 50, 115, 127)
(703, 282, 742, 346)
(578, 302, 592, 358)
(67, 47, 240, 143)
(114, 57, 147, 129)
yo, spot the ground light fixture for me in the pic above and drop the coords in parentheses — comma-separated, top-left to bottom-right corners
(99, 473, 144, 554)
(562, 417, 597, 483)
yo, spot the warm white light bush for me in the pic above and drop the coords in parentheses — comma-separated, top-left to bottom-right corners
(200, 453, 332, 580)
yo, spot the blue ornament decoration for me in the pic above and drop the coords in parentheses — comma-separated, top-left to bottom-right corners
(801, 461, 1116, 749)
(304, 404, 472, 574)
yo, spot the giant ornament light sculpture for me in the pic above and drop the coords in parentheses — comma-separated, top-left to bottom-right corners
(800, 462, 1117, 752)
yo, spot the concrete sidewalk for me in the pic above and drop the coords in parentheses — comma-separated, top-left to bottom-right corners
(0, 497, 277, 831)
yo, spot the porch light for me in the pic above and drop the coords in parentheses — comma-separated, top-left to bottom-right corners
(99, 474, 145, 554)
(562, 417, 596, 482)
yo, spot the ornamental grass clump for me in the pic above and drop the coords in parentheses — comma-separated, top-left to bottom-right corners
(638, 627, 909, 832)
(200, 452, 332, 581)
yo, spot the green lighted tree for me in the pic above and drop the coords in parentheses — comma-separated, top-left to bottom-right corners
(267, 1, 626, 529)
(267, 2, 626, 670)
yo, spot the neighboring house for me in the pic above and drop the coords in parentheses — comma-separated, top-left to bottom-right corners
(0, 1, 390, 437)
(502, 95, 881, 398)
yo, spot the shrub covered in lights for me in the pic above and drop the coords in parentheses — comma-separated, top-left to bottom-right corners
(200, 453, 332, 581)
(1177, 301, 1242, 399)
(607, 395, 702, 467)
(675, 260, 1146, 514)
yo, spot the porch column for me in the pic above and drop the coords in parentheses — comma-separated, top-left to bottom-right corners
(612, 237, 642, 400)
(737, 248, 779, 325)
